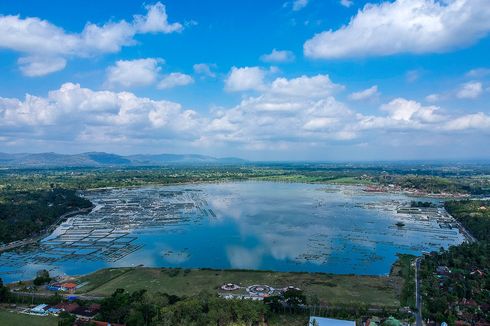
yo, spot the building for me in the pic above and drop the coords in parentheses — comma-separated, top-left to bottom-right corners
(54, 301, 80, 313)
(61, 282, 78, 292)
(30, 304, 49, 315)
(309, 316, 356, 326)
(72, 303, 101, 320)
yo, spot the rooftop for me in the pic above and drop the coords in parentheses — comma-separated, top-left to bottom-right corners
(309, 316, 356, 326)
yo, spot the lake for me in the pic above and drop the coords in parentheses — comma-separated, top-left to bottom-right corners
(0, 181, 465, 283)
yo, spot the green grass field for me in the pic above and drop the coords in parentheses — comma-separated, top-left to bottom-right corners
(77, 267, 402, 308)
(0, 309, 58, 326)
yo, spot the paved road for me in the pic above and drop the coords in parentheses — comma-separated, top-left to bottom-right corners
(12, 290, 105, 301)
(415, 257, 422, 326)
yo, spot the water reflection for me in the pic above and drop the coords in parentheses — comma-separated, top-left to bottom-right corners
(0, 181, 464, 282)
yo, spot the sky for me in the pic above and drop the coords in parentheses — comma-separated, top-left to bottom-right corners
(0, 0, 489, 161)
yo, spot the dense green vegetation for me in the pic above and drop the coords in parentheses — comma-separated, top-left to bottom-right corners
(1, 162, 489, 194)
(98, 288, 268, 325)
(390, 254, 416, 308)
(445, 200, 490, 241)
(420, 200, 490, 324)
(0, 188, 92, 244)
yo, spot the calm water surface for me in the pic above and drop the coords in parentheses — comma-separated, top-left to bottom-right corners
(0, 182, 465, 282)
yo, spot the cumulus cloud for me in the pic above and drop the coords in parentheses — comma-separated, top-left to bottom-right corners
(349, 85, 379, 101)
(456, 81, 483, 99)
(133, 2, 182, 33)
(193, 63, 216, 78)
(260, 49, 295, 63)
(0, 2, 182, 76)
(157, 73, 194, 89)
(105, 58, 163, 88)
(304, 0, 490, 59)
(0, 83, 201, 146)
(1, 75, 489, 157)
(225, 66, 266, 92)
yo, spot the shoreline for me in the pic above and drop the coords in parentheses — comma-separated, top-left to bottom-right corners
(0, 205, 94, 254)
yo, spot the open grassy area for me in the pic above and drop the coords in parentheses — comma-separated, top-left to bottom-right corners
(0, 309, 58, 326)
(77, 267, 402, 308)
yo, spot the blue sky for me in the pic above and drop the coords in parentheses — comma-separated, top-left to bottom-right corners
(0, 0, 489, 161)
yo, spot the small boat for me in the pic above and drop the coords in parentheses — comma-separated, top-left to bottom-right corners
(395, 221, 405, 227)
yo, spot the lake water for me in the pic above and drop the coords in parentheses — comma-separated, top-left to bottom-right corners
(0, 181, 465, 283)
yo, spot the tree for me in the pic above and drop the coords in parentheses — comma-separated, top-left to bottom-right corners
(58, 311, 75, 326)
(0, 278, 10, 302)
(33, 269, 51, 286)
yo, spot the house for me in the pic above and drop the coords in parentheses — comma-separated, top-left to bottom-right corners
(30, 304, 48, 315)
(54, 301, 80, 313)
(47, 306, 62, 314)
(61, 282, 78, 292)
(309, 316, 356, 326)
(46, 283, 64, 291)
(47, 281, 78, 292)
(72, 304, 101, 320)
(436, 266, 451, 275)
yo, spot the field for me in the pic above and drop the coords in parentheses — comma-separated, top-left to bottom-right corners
(0, 309, 58, 326)
(77, 267, 403, 308)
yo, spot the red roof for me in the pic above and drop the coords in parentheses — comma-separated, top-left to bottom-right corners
(92, 321, 125, 326)
(54, 302, 80, 312)
(61, 282, 77, 289)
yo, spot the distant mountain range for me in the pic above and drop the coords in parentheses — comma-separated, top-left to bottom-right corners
(0, 152, 246, 167)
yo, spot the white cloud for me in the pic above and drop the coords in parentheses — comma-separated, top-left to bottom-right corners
(193, 63, 216, 78)
(0, 2, 182, 76)
(17, 56, 66, 77)
(105, 58, 162, 88)
(225, 66, 266, 92)
(457, 81, 483, 99)
(0, 83, 201, 145)
(406, 70, 422, 83)
(466, 68, 490, 78)
(425, 93, 442, 103)
(269, 74, 343, 98)
(292, 0, 309, 11)
(304, 0, 490, 59)
(157, 73, 194, 89)
(260, 49, 295, 63)
(340, 0, 353, 8)
(349, 85, 379, 101)
(443, 112, 490, 131)
(380, 98, 444, 123)
(1, 75, 489, 157)
(133, 2, 183, 33)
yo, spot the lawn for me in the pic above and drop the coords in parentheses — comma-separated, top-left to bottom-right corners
(77, 267, 402, 308)
(0, 309, 58, 326)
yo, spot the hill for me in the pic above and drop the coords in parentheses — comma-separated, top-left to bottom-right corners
(0, 152, 246, 168)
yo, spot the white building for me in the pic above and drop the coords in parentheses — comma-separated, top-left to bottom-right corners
(309, 316, 356, 326)
(30, 304, 48, 315)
